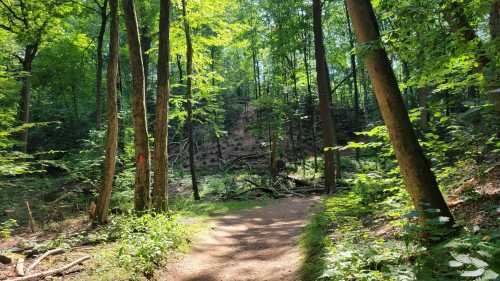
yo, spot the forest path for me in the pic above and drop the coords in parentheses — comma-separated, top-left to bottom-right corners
(161, 196, 320, 281)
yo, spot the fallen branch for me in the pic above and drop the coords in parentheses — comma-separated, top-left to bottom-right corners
(25, 201, 36, 233)
(236, 187, 282, 199)
(6, 255, 90, 281)
(26, 248, 65, 274)
(15, 258, 24, 276)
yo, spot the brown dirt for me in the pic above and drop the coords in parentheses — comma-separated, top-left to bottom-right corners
(160, 196, 320, 281)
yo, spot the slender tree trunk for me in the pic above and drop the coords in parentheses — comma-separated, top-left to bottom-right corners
(19, 52, 34, 153)
(418, 87, 430, 130)
(312, 0, 337, 193)
(96, 0, 119, 224)
(491, 0, 500, 40)
(303, 31, 318, 172)
(152, 0, 171, 211)
(117, 59, 126, 153)
(122, 0, 151, 212)
(346, 0, 454, 226)
(269, 124, 278, 179)
(210, 48, 224, 165)
(345, 0, 360, 161)
(95, 0, 109, 130)
(182, 0, 200, 201)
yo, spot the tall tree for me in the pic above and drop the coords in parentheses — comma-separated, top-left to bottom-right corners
(122, 0, 151, 211)
(152, 0, 171, 211)
(346, 0, 454, 226)
(181, 0, 200, 201)
(95, 0, 119, 224)
(0, 0, 71, 152)
(491, 0, 500, 40)
(312, 0, 337, 193)
(94, 0, 108, 130)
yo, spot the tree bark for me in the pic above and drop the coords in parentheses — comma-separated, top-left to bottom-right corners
(95, 0, 109, 130)
(152, 0, 171, 212)
(182, 0, 200, 201)
(346, 0, 454, 226)
(96, 0, 119, 224)
(19, 49, 34, 153)
(444, 1, 489, 69)
(122, 0, 151, 211)
(491, 0, 500, 40)
(312, 0, 337, 193)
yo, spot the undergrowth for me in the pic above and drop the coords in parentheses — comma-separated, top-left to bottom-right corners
(300, 106, 500, 281)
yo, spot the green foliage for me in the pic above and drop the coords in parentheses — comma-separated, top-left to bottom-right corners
(110, 212, 188, 278)
(0, 219, 17, 240)
(303, 188, 500, 281)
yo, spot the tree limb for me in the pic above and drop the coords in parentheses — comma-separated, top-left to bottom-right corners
(6, 255, 90, 281)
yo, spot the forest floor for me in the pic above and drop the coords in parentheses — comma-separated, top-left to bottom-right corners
(161, 196, 320, 281)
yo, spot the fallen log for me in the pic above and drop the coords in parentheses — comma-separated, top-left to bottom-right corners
(6, 255, 90, 281)
(26, 248, 65, 274)
(285, 176, 315, 187)
(236, 187, 282, 199)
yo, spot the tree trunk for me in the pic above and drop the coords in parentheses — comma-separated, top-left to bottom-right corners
(418, 87, 430, 130)
(152, 0, 171, 212)
(303, 30, 318, 172)
(312, 0, 337, 193)
(122, 0, 151, 212)
(117, 59, 126, 153)
(346, 0, 454, 226)
(491, 0, 500, 40)
(19, 58, 32, 153)
(444, 2, 489, 69)
(18, 44, 38, 153)
(345, 0, 360, 162)
(95, 0, 109, 130)
(182, 0, 200, 201)
(96, 0, 119, 224)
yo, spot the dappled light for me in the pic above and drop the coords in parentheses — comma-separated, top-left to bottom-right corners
(0, 0, 498, 280)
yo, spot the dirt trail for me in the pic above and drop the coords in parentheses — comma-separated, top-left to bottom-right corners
(161, 197, 319, 281)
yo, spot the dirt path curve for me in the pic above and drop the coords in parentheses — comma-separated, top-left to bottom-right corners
(161, 196, 320, 281)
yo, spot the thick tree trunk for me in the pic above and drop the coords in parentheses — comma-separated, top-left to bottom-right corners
(312, 0, 337, 193)
(346, 0, 454, 226)
(182, 0, 200, 201)
(122, 0, 151, 211)
(95, 0, 109, 130)
(491, 0, 500, 39)
(96, 0, 119, 224)
(152, 0, 171, 211)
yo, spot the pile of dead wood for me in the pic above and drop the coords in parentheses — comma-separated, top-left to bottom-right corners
(1, 247, 89, 281)
(229, 175, 326, 200)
